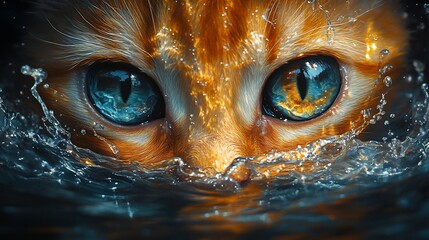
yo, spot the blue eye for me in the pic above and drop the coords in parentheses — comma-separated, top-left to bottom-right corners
(262, 55, 342, 121)
(87, 62, 165, 125)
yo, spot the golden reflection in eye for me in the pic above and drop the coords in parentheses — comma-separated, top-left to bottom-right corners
(262, 56, 342, 121)
(276, 77, 337, 119)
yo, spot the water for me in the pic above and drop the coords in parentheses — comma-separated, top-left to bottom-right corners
(0, 61, 428, 238)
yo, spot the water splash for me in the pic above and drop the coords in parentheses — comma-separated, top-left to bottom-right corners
(0, 62, 428, 238)
(21, 66, 70, 140)
(3, 64, 427, 190)
(92, 122, 120, 160)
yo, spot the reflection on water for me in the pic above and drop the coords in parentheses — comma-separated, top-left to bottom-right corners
(0, 62, 428, 238)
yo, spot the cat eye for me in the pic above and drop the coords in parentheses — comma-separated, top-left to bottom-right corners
(86, 62, 165, 125)
(262, 55, 342, 121)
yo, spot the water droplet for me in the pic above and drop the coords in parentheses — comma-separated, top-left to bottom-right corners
(425, 4, 429, 14)
(413, 60, 425, 73)
(404, 75, 413, 82)
(348, 17, 357, 23)
(43, 84, 49, 89)
(361, 109, 371, 118)
(380, 64, 393, 75)
(383, 76, 393, 87)
(93, 122, 105, 130)
(379, 49, 390, 60)
(20, 65, 30, 75)
(81, 129, 86, 135)
(307, 0, 316, 12)
(327, 26, 335, 44)
(417, 22, 425, 30)
(384, 120, 389, 125)
(373, 79, 379, 86)
(390, 114, 396, 118)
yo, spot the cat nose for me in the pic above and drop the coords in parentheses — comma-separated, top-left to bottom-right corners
(180, 135, 243, 173)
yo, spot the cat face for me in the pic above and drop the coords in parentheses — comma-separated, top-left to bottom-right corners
(27, 0, 407, 173)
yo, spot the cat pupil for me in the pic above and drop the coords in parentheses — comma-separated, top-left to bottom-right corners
(296, 68, 308, 101)
(120, 75, 132, 103)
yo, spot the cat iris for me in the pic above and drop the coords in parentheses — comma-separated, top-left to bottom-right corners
(86, 62, 165, 125)
(262, 56, 342, 121)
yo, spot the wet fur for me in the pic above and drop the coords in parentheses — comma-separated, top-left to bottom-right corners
(26, 0, 408, 173)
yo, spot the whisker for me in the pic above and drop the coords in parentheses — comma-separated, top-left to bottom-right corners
(147, 0, 157, 34)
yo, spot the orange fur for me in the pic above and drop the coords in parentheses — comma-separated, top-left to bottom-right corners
(27, 0, 408, 175)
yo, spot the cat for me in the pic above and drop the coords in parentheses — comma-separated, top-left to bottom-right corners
(25, 0, 408, 179)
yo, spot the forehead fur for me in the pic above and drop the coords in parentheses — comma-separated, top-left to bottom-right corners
(29, 0, 406, 71)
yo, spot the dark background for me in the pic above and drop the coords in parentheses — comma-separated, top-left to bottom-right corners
(0, 0, 31, 79)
